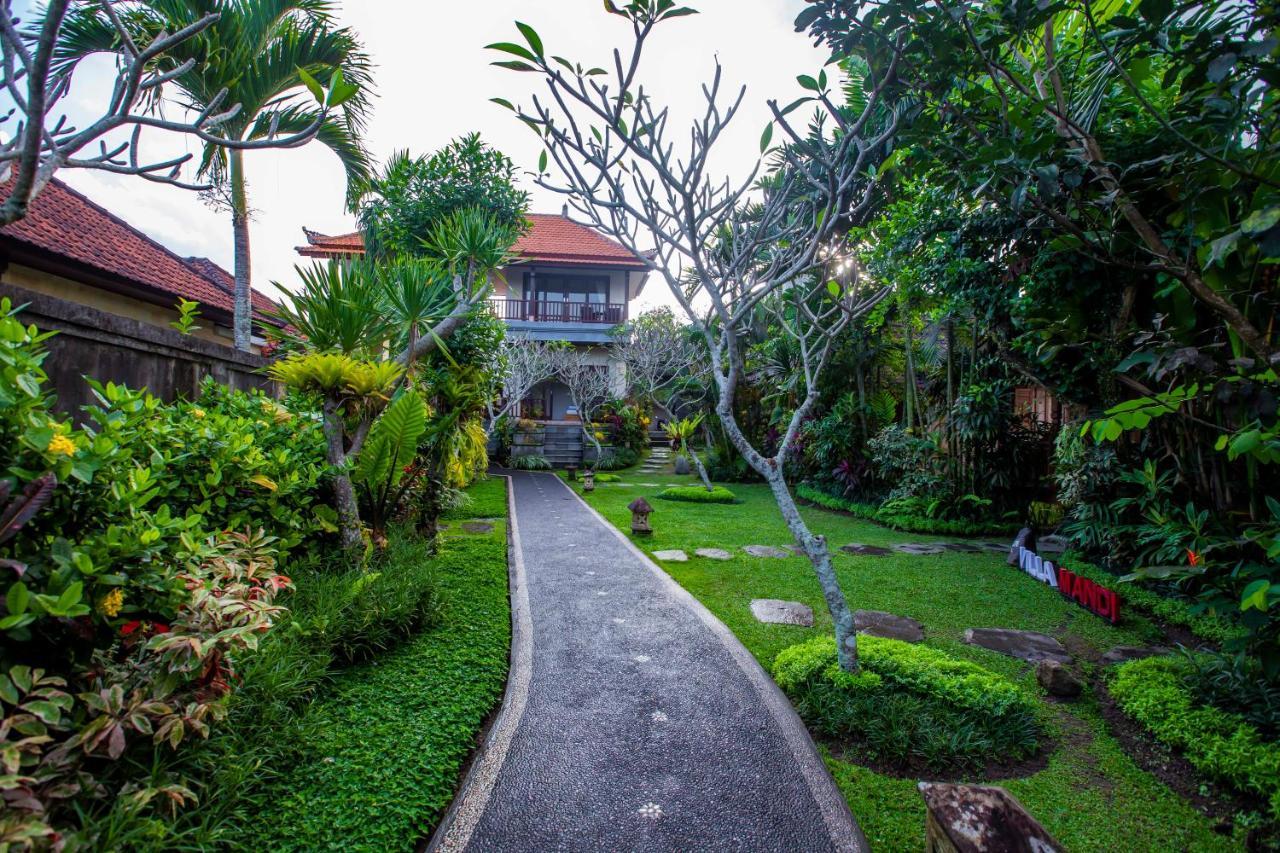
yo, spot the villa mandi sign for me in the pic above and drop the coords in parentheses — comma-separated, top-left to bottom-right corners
(1011, 542, 1121, 624)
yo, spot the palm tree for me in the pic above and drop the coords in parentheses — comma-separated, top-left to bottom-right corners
(52, 0, 374, 350)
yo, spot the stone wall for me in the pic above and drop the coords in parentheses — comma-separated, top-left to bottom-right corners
(2, 284, 276, 417)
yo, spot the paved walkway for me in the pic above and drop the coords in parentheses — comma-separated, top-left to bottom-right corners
(433, 471, 864, 852)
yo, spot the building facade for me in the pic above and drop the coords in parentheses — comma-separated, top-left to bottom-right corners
(297, 212, 650, 421)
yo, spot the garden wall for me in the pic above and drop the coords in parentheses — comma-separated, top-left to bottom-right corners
(2, 284, 276, 416)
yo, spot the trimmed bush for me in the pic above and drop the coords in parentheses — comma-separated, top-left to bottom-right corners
(657, 485, 737, 504)
(1109, 655, 1280, 819)
(773, 635, 1040, 769)
(595, 472, 621, 483)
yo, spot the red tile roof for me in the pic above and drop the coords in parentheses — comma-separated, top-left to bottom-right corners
(297, 213, 650, 269)
(0, 177, 279, 326)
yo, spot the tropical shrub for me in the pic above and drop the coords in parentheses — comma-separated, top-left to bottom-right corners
(796, 483, 1018, 537)
(509, 454, 551, 471)
(1109, 655, 1280, 820)
(0, 532, 292, 847)
(773, 635, 1040, 769)
(599, 401, 650, 456)
(354, 391, 429, 547)
(594, 446, 640, 470)
(656, 485, 737, 504)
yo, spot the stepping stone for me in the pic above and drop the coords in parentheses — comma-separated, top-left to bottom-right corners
(964, 627, 1071, 664)
(743, 545, 791, 558)
(840, 543, 891, 557)
(640, 482, 661, 487)
(652, 549, 688, 562)
(1099, 645, 1169, 667)
(891, 542, 947, 556)
(854, 610, 924, 643)
(695, 548, 733, 560)
(750, 599, 814, 627)
(461, 521, 494, 534)
(975, 542, 1011, 553)
(940, 541, 981, 553)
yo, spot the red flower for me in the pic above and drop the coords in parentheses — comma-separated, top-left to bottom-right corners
(120, 620, 142, 636)
(1187, 548, 1202, 567)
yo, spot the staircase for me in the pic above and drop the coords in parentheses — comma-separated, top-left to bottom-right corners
(542, 423, 584, 467)
(640, 444, 671, 474)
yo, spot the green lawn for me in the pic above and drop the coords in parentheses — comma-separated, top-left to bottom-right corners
(231, 477, 511, 851)
(574, 470, 1244, 852)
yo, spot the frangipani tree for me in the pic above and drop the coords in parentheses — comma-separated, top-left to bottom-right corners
(490, 0, 898, 671)
(545, 345, 613, 469)
(486, 334, 557, 432)
(612, 307, 711, 487)
(268, 208, 518, 551)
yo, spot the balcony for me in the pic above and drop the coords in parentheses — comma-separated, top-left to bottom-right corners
(490, 298, 626, 325)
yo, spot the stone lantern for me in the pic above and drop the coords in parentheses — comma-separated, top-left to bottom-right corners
(628, 497, 653, 535)
(566, 464, 578, 481)
(582, 470, 596, 492)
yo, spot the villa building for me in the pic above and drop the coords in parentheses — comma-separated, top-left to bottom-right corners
(296, 211, 651, 422)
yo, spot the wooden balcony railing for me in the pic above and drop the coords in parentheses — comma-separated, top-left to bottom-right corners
(490, 298, 625, 325)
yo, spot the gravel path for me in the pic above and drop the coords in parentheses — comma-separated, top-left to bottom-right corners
(433, 471, 864, 852)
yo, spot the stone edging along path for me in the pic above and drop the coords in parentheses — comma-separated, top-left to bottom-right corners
(429, 471, 866, 852)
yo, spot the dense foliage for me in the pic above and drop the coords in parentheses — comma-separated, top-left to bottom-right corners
(357, 133, 530, 260)
(656, 485, 737, 504)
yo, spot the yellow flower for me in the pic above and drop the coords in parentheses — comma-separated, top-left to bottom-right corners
(192, 408, 206, 420)
(47, 434, 77, 457)
(594, 430, 606, 441)
(97, 588, 124, 618)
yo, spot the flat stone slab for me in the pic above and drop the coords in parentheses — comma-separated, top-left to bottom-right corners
(461, 521, 494, 534)
(652, 549, 689, 562)
(840, 543, 892, 557)
(1100, 645, 1169, 667)
(750, 599, 814, 627)
(695, 548, 733, 560)
(891, 542, 947, 556)
(974, 541, 1012, 553)
(964, 627, 1071, 664)
(854, 610, 924, 643)
(744, 545, 791, 558)
(1038, 534, 1069, 554)
(940, 541, 981, 553)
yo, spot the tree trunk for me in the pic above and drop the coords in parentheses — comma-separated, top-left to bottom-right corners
(322, 396, 364, 552)
(687, 442, 714, 491)
(230, 150, 253, 352)
(417, 468, 446, 555)
(715, 396, 861, 671)
(766, 469, 860, 671)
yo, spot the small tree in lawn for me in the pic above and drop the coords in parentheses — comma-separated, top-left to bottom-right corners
(486, 334, 557, 433)
(546, 345, 613, 470)
(613, 307, 712, 488)
(489, 0, 898, 671)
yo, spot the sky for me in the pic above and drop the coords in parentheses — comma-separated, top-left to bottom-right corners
(16, 0, 827, 311)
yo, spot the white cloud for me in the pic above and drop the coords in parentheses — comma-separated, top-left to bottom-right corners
(10, 1, 826, 309)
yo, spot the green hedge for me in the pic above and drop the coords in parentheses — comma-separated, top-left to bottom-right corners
(795, 484, 1018, 537)
(773, 635, 1040, 769)
(1109, 655, 1280, 820)
(657, 485, 738, 504)
(1059, 554, 1241, 645)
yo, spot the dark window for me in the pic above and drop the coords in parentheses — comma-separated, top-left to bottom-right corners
(534, 273, 609, 303)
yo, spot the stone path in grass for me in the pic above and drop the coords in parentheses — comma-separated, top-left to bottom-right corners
(434, 470, 864, 852)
